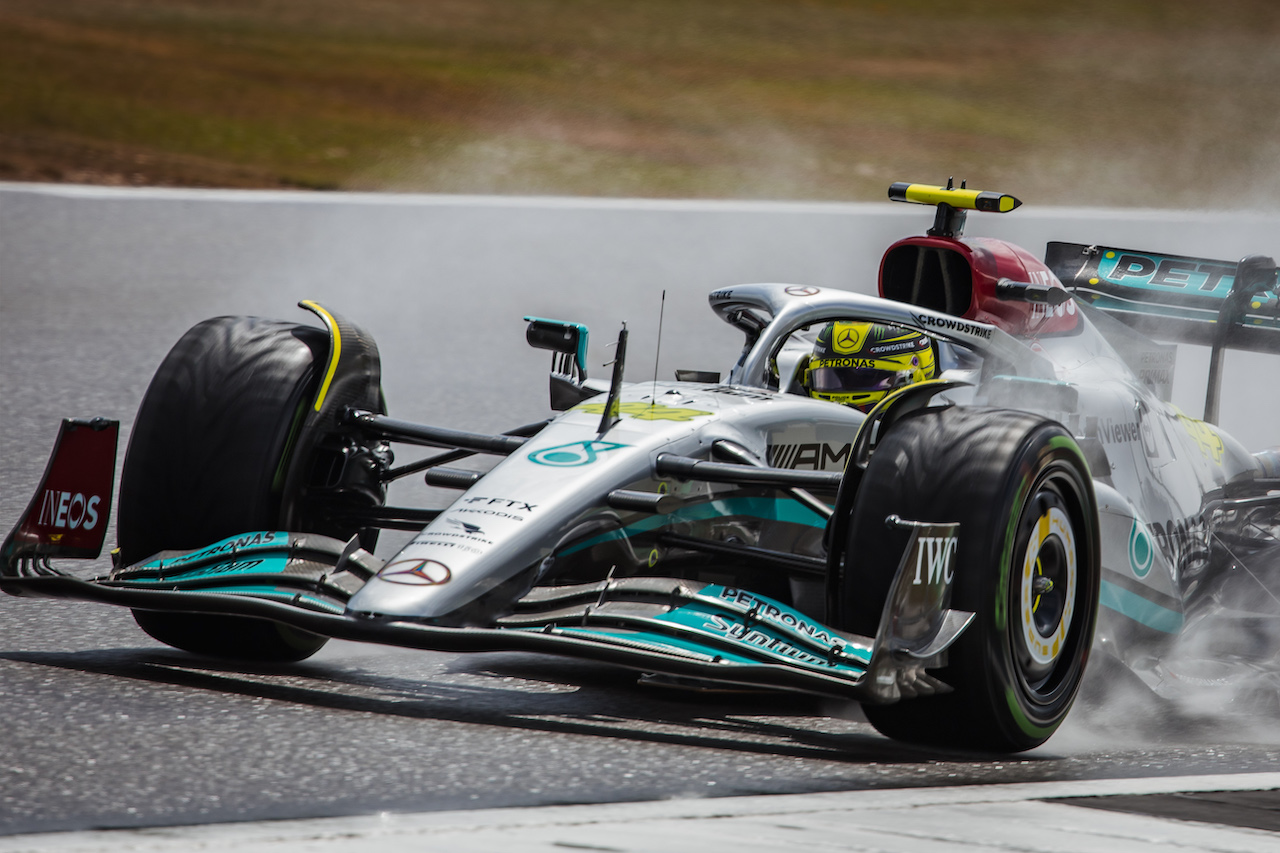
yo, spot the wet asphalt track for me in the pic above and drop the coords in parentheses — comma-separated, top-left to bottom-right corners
(3, 184, 1280, 837)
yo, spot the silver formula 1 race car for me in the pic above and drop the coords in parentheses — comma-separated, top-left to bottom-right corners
(7, 182, 1280, 753)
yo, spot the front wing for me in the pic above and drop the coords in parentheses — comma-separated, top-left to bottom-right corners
(3, 524, 971, 705)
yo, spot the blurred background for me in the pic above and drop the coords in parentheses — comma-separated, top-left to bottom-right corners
(2, 0, 1278, 208)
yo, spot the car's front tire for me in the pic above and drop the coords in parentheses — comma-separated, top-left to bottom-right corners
(117, 314, 381, 662)
(835, 406, 1100, 752)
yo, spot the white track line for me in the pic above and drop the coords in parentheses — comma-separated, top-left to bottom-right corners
(0, 180, 910, 212)
(4, 773, 1279, 853)
(5, 180, 1277, 224)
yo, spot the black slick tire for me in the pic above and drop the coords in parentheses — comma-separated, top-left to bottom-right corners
(118, 316, 337, 662)
(837, 406, 1100, 752)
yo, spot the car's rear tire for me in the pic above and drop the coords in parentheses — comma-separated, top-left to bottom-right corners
(117, 315, 378, 662)
(836, 406, 1099, 752)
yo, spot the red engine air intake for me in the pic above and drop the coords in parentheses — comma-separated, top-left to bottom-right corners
(879, 235, 1078, 337)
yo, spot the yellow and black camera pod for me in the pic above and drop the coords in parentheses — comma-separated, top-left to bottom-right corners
(888, 179, 1021, 238)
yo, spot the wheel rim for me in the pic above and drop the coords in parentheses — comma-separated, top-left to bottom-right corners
(1013, 480, 1080, 694)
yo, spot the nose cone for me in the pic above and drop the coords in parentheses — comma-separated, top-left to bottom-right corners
(347, 555, 471, 621)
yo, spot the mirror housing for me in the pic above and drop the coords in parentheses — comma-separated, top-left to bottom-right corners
(525, 317, 592, 410)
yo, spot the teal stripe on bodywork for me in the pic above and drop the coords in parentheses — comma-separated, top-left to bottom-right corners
(547, 626, 759, 664)
(194, 586, 347, 615)
(1100, 579, 1184, 634)
(559, 496, 828, 557)
(126, 583, 346, 615)
(545, 583, 870, 676)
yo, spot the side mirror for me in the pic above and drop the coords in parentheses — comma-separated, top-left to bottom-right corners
(525, 317, 588, 380)
(525, 317, 596, 410)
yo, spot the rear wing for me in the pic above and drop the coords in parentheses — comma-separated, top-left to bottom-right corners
(1046, 242, 1280, 353)
(1046, 242, 1279, 423)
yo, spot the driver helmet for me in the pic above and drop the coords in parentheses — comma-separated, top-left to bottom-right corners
(802, 321, 936, 411)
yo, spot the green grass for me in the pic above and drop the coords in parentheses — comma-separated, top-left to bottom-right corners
(1, 0, 1278, 206)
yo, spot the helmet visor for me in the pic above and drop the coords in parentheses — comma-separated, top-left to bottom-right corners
(807, 365, 903, 394)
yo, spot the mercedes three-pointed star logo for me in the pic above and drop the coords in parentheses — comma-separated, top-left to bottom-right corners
(377, 559, 452, 586)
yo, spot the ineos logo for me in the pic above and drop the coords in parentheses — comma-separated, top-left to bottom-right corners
(37, 490, 102, 531)
(378, 559, 452, 586)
